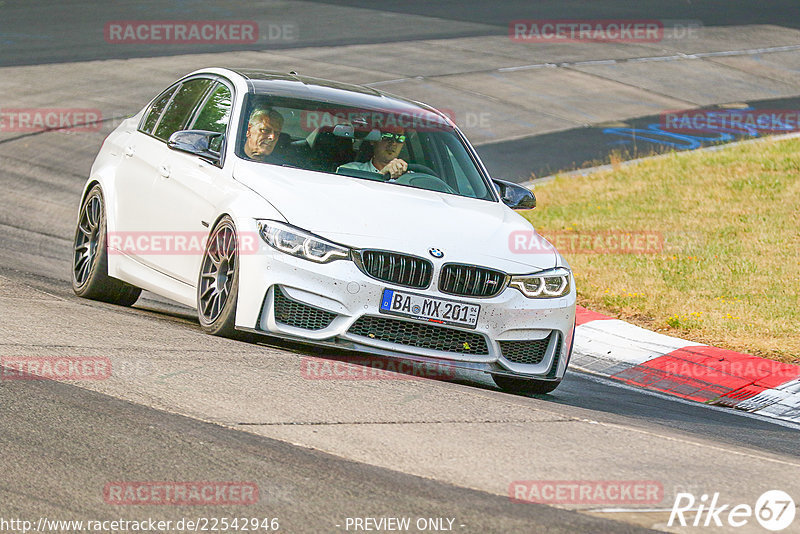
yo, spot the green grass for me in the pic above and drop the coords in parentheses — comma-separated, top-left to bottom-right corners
(525, 136, 800, 362)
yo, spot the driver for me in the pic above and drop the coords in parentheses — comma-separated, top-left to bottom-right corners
(338, 127, 408, 179)
(243, 107, 285, 163)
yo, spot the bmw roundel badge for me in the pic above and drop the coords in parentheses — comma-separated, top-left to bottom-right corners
(429, 248, 444, 258)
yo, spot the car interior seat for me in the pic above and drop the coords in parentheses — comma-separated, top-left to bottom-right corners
(307, 126, 355, 172)
(353, 139, 373, 163)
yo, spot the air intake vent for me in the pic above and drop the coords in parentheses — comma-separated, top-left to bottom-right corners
(273, 287, 337, 330)
(348, 315, 488, 355)
(499, 336, 551, 365)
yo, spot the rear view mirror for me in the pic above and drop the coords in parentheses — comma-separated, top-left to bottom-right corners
(332, 124, 355, 138)
(167, 130, 223, 164)
(493, 179, 536, 210)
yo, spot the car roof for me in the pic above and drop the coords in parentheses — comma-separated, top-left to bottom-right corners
(228, 68, 450, 122)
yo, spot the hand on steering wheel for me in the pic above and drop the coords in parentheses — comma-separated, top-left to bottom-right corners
(379, 158, 408, 179)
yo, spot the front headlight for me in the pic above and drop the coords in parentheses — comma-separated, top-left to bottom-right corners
(256, 220, 350, 264)
(510, 268, 571, 298)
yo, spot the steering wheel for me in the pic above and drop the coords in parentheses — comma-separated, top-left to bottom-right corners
(406, 163, 438, 176)
(395, 165, 456, 194)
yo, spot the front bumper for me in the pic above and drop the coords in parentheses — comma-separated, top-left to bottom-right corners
(235, 240, 576, 380)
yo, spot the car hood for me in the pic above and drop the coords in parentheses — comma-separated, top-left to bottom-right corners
(234, 161, 558, 273)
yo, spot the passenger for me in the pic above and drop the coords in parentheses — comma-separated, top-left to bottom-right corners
(243, 107, 285, 163)
(338, 127, 408, 179)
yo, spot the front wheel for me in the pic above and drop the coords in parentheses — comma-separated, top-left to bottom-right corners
(72, 185, 141, 306)
(197, 216, 240, 338)
(492, 375, 561, 395)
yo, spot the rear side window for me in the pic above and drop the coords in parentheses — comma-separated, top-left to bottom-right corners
(154, 78, 214, 141)
(141, 86, 177, 134)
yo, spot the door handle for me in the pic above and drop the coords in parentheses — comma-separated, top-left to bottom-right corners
(124, 146, 135, 157)
(158, 164, 170, 178)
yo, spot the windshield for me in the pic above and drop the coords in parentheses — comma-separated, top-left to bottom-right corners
(236, 94, 495, 201)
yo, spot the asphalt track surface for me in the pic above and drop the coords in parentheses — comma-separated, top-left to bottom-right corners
(1, 376, 651, 533)
(4, 0, 800, 66)
(2, 2, 800, 533)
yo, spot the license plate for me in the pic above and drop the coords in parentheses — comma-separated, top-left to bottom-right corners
(379, 289, 480, 328)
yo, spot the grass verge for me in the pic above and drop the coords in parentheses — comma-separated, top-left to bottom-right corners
(524, 136, 800, 362)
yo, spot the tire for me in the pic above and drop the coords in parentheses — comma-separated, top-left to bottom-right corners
(197, 216, 240, 338)
(72, 185, 141, 306)
(492, 375, 561, 395)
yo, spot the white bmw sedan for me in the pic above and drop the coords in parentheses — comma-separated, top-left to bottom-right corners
(72, 68, 576, 394)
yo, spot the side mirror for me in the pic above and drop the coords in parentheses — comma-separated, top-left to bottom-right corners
(493, 179, 536, 210)
(167, 130, 223, 164)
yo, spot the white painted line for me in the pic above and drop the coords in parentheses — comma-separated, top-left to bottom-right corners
(365, 77, 417, 87)
(625, 54, 687, 63)
(565, 59, 618, 67)
(497, 63, 557, 72)
(695, 44, 800, 58)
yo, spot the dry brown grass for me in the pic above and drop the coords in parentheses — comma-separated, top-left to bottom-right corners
(524, 137, 800, 362)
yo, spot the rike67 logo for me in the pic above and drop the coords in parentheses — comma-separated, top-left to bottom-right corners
(669, 490, 795, 531)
